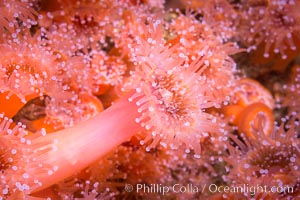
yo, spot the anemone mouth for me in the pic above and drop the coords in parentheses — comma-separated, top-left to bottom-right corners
(269, 6, 296, 28)
(231, 117, 300, 183)
(133, 66, 198, 132)
(244, 144, 299, 177)
(71, 14, 98, 31)
(149, 72, 193, 123)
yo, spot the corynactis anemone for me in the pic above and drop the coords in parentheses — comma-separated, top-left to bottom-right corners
(0, 114, 51, 199)
(178, 0, 239, 42)
(0, 0, 300, 199)
(0, 36, 90, 129)
(220, 78, 276, 138)
(0, 18, 238, 195)
(283, 65, 300, 118)
(167, 9, 241, 102)
(124, 20, 232, 153)
(37, 0, 130, 99)
(0, 0, 37, 34)
(240, 0, 300, 59)
(225, 117, 300, 199)
(0, 39, 59, 121)
(236, 102, 274, 138)
(85, 141, 170, 199)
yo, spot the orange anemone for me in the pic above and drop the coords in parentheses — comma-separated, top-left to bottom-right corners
(237, 102, 274, 139)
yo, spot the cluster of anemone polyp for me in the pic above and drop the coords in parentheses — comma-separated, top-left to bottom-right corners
(0, 0, 300, 199)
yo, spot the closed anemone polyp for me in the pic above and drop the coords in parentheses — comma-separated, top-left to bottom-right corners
(233, 78, 275, 109)
(237, 102, 274, 139)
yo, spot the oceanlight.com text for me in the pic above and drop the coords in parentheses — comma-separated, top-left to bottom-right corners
(124, 183, 294, 196)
